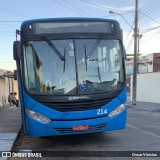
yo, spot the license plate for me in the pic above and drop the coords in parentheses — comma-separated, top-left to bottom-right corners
(72, 125, 89, 131)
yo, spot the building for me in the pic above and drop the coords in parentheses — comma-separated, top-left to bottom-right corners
(0, 74, 6, 107)
(126, 53, 160, 94)
(0, 69, 18, 107)
(126, 53, 160, 75)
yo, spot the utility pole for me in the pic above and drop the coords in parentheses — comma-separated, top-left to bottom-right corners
(137, 30, 143, 72)
(132, 0, 138, 105)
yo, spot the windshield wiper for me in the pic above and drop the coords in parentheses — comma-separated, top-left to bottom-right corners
(63, 47, 66, 73)
(87, 34, 104, 59)
(84, 45, 88, 71)
(42, 35, 65, 61)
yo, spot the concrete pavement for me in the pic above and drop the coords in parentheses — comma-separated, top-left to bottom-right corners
(0, 105, 21, 159)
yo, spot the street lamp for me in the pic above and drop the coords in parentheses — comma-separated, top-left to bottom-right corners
(109, 11, 134, 30)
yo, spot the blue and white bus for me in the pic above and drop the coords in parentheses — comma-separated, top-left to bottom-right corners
(13, 18, 127, 137)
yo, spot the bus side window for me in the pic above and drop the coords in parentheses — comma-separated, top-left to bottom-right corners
(24, 45, 37, 92)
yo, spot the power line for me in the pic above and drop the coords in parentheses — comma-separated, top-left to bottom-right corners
(66, 0, 93, 17)
(142, 13, 160, 25)
(141, 25, 160, 34)
(80, 0, 113, 10)
(123, 0, 128, 7)
(124, 21, 134, 43)
(140, 1, 160, 16)
(120, 0, 134, 43)
(144, 6, 160, 17)
(117, 0, 120, 10)
(139, 0, 160, 13)
(138, 11, 144, 21)
(80, 0, 132, 13)
(125, 36, 134, 51)
(0, 6, 37, 18)
(54, 0, 85, 16)
(138, 0, 160, 27)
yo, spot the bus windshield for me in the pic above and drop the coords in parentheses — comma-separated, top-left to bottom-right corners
(24, 38, 124, 95)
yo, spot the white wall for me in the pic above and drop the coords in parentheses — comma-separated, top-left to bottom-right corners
(130, 72, 160, 103)
(0, 77, 18, 107)
(13, 80, 19, 100)
(0, 77, 6, 107)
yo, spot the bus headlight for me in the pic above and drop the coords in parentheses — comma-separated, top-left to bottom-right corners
(26, 109, 51, 124)
(108, 104, 126, 118)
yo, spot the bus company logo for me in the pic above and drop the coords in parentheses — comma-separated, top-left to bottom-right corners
(68, 96, 90, 101)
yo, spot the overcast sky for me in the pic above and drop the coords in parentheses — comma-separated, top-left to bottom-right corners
(0, 0, 160, 71)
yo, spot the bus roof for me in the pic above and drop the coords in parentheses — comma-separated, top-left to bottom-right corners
(21, 17, 119, 28)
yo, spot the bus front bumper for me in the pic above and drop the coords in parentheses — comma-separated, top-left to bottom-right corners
(27, 108, 127, 137)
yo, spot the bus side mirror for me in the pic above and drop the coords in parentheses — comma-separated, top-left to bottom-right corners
(14, 70, 17, 80)
(13, 41, 21, 60)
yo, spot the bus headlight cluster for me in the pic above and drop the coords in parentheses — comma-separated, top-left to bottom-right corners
(26, 109, 51, 124)
(108, 104, 126, 118)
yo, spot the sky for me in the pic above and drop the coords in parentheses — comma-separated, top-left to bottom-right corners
(0, 0, 160, 71)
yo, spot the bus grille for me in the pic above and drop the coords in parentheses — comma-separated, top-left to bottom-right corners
(42, 98, 113, 112)
(53, 123, 107, 134)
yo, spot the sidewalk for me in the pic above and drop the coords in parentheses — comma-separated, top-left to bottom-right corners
(126, 99, 160, 112)
(0, 105, 21, 154)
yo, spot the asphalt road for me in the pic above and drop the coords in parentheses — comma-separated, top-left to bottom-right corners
(9, 106, 160, 160)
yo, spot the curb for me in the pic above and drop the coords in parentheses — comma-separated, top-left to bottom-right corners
(10, 126, 22, 152)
